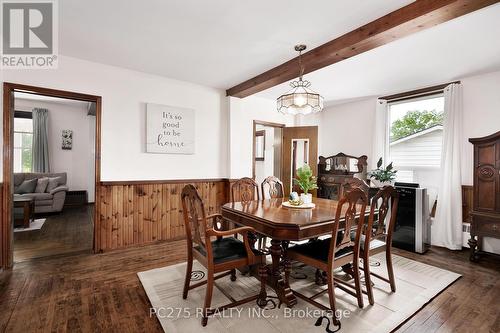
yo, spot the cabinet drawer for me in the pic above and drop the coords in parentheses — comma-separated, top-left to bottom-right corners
(473, 214, 500, 237)
(477, 221, 500, 236)
(319, 176, 347, 183)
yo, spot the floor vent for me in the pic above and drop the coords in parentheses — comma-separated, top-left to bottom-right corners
(65, 190, 88, 206)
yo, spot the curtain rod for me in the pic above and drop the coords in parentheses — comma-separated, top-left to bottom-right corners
(379, 81, 461, 102)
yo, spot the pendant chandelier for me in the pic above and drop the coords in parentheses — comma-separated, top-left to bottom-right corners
(277, 44, 324, 115)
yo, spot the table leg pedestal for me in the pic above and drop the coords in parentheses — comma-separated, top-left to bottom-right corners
(267, 239, 297, 307)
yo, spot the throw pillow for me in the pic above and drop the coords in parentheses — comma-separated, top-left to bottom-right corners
(46, 177, 62, 192)
(14, 178, 38, 194)
(35, 177, 49, 193)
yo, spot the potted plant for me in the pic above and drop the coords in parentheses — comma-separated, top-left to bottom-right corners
(293, 164, 318, 204)
(369, 157, 397, 187)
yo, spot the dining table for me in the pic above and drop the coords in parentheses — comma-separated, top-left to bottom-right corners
(221, 197, 371, 308)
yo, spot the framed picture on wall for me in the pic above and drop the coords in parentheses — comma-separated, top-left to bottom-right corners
(62, 130, 73, 150)
(255, 130, 265, 161)
(146, 103, 195, 154)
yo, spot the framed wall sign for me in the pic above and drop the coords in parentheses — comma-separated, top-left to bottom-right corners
(146, 103, 195, 154)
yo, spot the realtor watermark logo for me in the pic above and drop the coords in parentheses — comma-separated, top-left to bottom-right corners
(1, 0, 58, 68)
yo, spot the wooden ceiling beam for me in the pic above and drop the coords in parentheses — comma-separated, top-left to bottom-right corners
(226, 0, 500, 98)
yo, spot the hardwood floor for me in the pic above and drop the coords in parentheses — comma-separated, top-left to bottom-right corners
(0, 242, 498, 333)
(13, 205, 94, 262)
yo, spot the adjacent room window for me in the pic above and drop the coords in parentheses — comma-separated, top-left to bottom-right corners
(387, 94, 444, 188)
(14, 116, 33, 172)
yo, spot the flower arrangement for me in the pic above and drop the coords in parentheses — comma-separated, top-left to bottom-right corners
(369, 157, 397, 184)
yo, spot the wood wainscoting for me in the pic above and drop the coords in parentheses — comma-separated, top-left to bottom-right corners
(96, 179, 228, 252)
(0, 180, 477, 264)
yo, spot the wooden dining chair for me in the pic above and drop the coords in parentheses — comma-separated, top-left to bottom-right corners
(181, 184, 267, 326)
(231, 177, 260, 203)
(230, 177, 265, 248)
(287, 188, 368, 325)
(341, 177, 369, 198)
(261, 176, 284, 199)
(360, 185, 399, 305)
(311, 177, 370, 286)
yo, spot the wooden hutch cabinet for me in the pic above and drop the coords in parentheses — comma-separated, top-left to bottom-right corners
(468, 131, 500, 261)
(317, 153, 368, 200)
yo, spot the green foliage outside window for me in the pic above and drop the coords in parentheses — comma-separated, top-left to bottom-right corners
(390, 110, 443, 142)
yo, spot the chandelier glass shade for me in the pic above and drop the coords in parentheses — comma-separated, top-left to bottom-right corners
(277, 79, 324, 115)
(277, 44, 324, 115)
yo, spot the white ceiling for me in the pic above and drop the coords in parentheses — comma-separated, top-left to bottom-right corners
(60, 0, 414, 89)
(59, 1, 500, 104)
(259, 3, 500, 104)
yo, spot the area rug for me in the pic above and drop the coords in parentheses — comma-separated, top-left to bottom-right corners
(138, 253, 460, 333)
(14, 218, 46, 232)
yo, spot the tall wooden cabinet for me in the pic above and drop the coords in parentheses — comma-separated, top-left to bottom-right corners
(468, 131, 500, 261)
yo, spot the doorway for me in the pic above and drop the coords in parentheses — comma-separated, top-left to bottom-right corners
(2, 83, 102, 268)
(282, 126, 318, 196)
(252, 121, 319, 197)
(252, 121, 285, 190)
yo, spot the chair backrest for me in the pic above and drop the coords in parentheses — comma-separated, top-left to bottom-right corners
(329, 188, 368, 262)
(261, 176, 284, 199)
(231, 177, 259, 203)
(181, 184, 208, 254)
(341, 177, 369, 198)
(365, 186, 399, 247)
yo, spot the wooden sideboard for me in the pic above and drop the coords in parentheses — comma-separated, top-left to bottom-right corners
(468, 131, 500, 261)
(317, 153, 368, 200)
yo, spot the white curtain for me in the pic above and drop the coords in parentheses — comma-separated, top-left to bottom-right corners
(432, 83, 463, 250)
(372, 100, 388, 169)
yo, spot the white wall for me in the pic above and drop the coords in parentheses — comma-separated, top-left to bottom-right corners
(2, 55, 228, 181)
(14, 98, 96, 202)
(228, 95, 293, 179)
(461, 70, 500, 185)
(304, 98, 377, 163)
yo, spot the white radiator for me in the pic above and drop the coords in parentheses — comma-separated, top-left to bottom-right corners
(462, 223, 471, 248)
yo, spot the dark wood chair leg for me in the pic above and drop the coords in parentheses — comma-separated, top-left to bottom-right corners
(248, 232, 257, 249)
(182, 256, 193, 299)
(202, 269, 214, 327)
(386, 248, 396, 292)
(230, 268, 237, 281)
(363, 254, 374, 305)
(352, 257, 364, 308)
(326, 269, 340, 326)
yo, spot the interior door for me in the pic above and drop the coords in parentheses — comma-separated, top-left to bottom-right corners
(282, 126, 318, 196)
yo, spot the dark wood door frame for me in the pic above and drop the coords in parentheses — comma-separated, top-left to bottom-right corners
(2, 82, 102, 269)
(252, 120, 285, 181)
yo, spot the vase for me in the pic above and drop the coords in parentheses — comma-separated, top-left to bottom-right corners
(300, 193, 312, 204)
(371, 179, 394, 188)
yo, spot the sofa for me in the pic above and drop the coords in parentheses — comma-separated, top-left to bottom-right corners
(14, 172, 69, 213)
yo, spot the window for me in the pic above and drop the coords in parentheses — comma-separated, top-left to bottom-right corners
(14, 117, 33, 172)
(387, 94, 444, 188)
